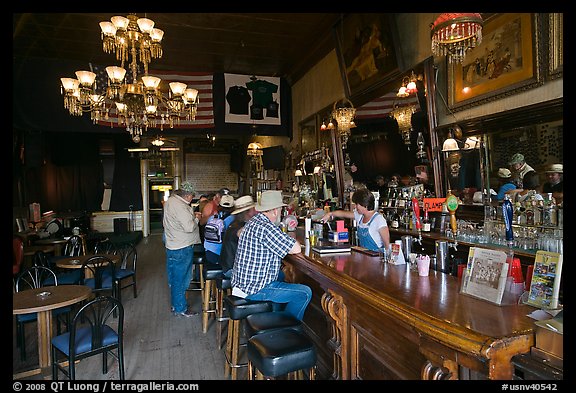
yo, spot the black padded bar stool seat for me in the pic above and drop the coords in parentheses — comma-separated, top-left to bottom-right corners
(247, 329, 316, 379)
(225, 296, 273, 320)
(245, 311, 303, 338)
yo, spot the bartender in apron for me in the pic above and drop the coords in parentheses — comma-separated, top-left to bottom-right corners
(320, 187, 390, 251)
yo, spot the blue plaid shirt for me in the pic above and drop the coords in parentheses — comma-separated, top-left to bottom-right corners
(231, 212, 296, 295)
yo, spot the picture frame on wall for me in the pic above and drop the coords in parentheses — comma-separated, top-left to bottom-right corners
(334, 13, 402, 105)
(448, 13, 544, 111)
(547, 13, 563, 80)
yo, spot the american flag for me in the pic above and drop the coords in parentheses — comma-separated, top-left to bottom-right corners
(355, 91, 419, 120)
(89, 64, 214, 129)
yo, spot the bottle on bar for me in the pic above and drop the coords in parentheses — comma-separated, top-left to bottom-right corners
(391, 207, 400, 229)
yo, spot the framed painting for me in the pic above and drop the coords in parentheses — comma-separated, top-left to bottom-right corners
(547, 13, 563, 80)
(448, 13, 543, 111)
(334, 13, 402, 105)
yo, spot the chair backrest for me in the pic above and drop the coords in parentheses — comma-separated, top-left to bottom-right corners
(115, 243, 137, 271)
(32, 250, 50, 268)
(13, 236, 24, 275)
(15, 266, 58, 291)
(93, 238, 116, 255)
(64, 235, 85, 256)
(69, 296, 124, 355)
(81, 255, 115, 295)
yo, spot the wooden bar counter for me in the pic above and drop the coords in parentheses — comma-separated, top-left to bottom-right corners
(282, 229, 537, 380)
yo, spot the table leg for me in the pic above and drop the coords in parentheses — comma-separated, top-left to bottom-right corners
(36, 310, 53, 369)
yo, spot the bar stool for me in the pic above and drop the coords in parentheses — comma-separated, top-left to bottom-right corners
(215, 273, 232, 349)
(202, 263, 222, 333)
(247, 329, 317, 380)
(223, 295, 273, 379)
(244, 311, 303, 338)
(187, 245, 205, 294)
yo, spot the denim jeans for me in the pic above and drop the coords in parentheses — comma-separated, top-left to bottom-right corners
(246, 281, 312, 321)
(165, 245, 194, 313)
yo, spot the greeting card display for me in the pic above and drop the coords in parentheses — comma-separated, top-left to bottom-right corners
(460, 247, 509, 305)
(526, 251, 563, 309)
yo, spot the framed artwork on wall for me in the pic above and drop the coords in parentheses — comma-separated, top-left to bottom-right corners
(334, 13, 402, 105)
(448, 13, 544, 111)
(547, 13, 563, 80)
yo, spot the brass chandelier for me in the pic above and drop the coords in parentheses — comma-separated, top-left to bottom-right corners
(60, 14, 199, 143)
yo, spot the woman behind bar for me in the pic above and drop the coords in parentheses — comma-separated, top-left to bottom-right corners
(320, 187, 390, 251)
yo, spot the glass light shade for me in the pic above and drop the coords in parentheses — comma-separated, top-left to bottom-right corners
(90, 94, 104, 104)
(247, 142, 263, 156)
(169, 82, 187, 96)
(151, 138, 164, 146)
(75, 71, 96, 86)
(106, 66, 126, 83)
(151, 28, 164, 42)
(111, 16, 129, 30)
(313, 166, 322, 174)
(137, 18, 154, 34)
(397, 86, 408, 97)
(463, 136, 480, 149)
(184, 88, 199, 104)
(115, 102, 127, 113)
(442, 138, 460, 151)
(61, 77, 79, 91)
(142, 75, 161, 89)
(99, 21, 116, 36)
(145, 105, 157, 114)
(295, 169, 303, 177)
(431, 13, 483, 64)
(406, 80, 417, 92)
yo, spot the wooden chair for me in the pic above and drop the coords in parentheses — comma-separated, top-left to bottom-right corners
(51, 296, 125, 380)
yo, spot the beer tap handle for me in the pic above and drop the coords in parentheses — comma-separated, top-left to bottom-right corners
(411, 197, 422, 231)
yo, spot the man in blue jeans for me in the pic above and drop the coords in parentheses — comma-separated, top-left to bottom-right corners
(231, 190, 311, 321)
(163, 181, 202, 317)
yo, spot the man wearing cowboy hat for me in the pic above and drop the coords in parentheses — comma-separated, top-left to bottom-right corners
(220, 195, 258, 277)
(496, 168, 517, 201)
(163, 181, 201, 317)
(231, 190, 311, 321)
(542, 163, 563, 204)
(508, 153, 535, 188)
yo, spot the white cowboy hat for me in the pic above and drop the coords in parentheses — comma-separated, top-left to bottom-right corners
(255, 190, 286, 212)
(232, 195, 256, 215)
(545, 163, 563, 174)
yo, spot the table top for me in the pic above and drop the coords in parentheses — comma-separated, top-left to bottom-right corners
(56, 253, 120, 269)
(35, 238, 68, 245)
(13, 285, 92, 315)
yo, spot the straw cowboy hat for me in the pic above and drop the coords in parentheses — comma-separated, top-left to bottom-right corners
(231, 195, 255, 215)
(545, 163, 563, 173)
(255, 190, 286, 212)
(497, 168, 512, 178)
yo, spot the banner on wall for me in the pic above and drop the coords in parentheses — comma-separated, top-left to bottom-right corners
(224, 73, 281, 125)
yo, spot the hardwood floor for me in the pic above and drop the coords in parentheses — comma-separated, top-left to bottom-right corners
(13, 230, 238, 380)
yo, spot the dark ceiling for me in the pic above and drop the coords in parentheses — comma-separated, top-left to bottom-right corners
(13, 13, 342, 84)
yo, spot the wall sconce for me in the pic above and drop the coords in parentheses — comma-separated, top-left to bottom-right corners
(397, 71, 420, 98)
(294, 169, 303, 177)
(442, 126, 481, 151)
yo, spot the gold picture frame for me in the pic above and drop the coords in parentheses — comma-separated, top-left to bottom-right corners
(334, 13, 402, 105)
(547, 13, 563, 80)
(448, 13, 544, 111)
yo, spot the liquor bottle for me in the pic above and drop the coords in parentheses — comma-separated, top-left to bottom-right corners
(422, 208, 431, 232)
(391, 208, 400, 229)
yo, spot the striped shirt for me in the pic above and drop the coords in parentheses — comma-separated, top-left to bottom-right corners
(231, 213, 296, 295)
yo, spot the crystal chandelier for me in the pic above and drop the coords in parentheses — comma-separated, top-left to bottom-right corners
(60, 14, 199, 143)
(391, 104, 415, 148)
(331, 98, 356, 147)
(431, 13, 483, 64)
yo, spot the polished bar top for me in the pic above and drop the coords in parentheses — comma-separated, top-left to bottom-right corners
(285, 228, 537, 356)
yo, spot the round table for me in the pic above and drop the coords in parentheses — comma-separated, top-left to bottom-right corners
(13, 285, 92, 379)
(34, 237, 68, 256)
(56, 253, 121, 270)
